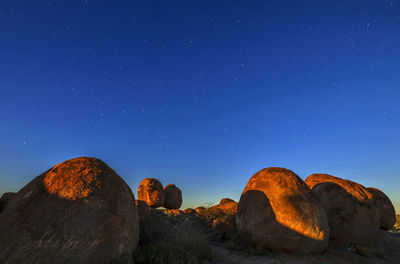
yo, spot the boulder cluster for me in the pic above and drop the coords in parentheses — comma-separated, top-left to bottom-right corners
(235, 167, 396, 254)
(0, 158, 396, 263)
(136, 178, 183, 211)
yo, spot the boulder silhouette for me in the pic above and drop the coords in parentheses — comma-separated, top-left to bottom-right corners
(0, 192, 17, 214)
(367, 187, 396, 230)
(137, 178, 164, 208)
(236, 167, 329, 253)
(163, 184, 182, 209)
(305, 174, 379, 249)
(135, 199, 151, 218)
(0, 157, 139, 264)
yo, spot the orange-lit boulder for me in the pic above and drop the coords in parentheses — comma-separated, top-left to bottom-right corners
(195, 206, 206, 213)
(367, 187, 396, 230)
(236, 167, 329, 253)
(220, 198, 235, 204)
(0, 192, 17, 214)
(215, 198, 237, 216)
(209, 199, 239, 241)
(137, 178, 164, 208)
(163, 184, 182, 209)
(305, 174, 379, 249)
(208, 198, 238, 218)
(183, 208, 195, 214)
(0, 157, 139, 264)
(135, 199, 151, 218)
(170, 209, 184, 215)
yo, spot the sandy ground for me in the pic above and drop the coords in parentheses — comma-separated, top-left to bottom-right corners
(209, 230, 400, 264)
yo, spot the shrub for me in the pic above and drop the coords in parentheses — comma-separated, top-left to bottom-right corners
(197, 206, 271, 256)
(134, 210, 213, 264)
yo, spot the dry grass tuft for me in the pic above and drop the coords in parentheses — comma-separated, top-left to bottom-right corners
(0, 234, 102, 264)
(134, 210, 213, 263)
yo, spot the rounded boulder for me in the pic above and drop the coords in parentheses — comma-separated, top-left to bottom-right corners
(236, 167, 329, 253)
(0, 157, 139, 264)
(137, 178, 165, 208)
(195, 206, 206, 213)
(305, 174, 379, 249)
(310, 182, 360, 246)
(216, 198, 237, 216)
(163, 184, 182, 209)
(367, 187, 396, 230)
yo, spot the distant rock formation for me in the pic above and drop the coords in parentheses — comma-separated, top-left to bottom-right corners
(163, 184, 182, 209)
(170, 209, 184, 215)
(236, 167, 329, 254)
(0, 157, 139, 264)
(213, 198, 238, 216)
(137, 178, 165, 208)
(305, 174, 379, 251)
(195, 206, 206, 213)
(367, 187, 396, 230)
(183, 208, 195, 214)
(219, 198, 235, 204)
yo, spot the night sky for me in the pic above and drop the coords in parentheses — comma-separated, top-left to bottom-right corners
(1, 1, 399, 211)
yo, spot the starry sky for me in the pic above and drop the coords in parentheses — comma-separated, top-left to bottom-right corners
(0, 1, 399, 212)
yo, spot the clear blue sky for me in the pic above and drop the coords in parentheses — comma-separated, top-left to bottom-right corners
(0, 1, 399, 212)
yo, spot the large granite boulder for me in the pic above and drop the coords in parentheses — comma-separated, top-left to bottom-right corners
(163, 184, 182, 209)
(236, 167, 329, 253)
(0, 157, 139, 264)
(305, 174, 379, 249)
(137, 178, 164, 208)
(310, 182, 361, 246)
(367, 187, 396, 230)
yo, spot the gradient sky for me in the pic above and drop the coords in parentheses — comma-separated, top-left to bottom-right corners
(0, 1, 399, 212)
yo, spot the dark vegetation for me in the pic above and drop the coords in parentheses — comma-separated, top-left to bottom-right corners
(133, 209, 213, 264)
